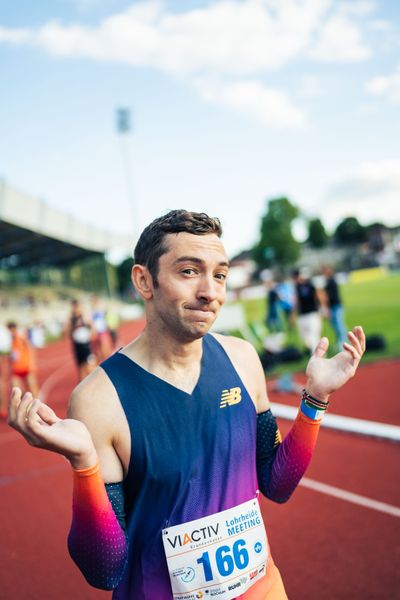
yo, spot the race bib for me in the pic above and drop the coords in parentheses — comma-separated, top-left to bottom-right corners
(162, 497, 268, 600)
(72, 326, 91, 344)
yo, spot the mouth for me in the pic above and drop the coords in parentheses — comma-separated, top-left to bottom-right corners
(185, 307, 215, 319)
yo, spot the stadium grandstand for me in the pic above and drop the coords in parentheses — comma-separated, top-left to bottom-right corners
(0, 181, 141, 343)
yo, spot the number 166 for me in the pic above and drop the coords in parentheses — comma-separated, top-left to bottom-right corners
(196, 539, 249, 582)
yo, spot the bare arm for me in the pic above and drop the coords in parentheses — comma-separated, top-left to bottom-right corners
(258, 326, 366, 502)
(65, 369, 129, 589)
(67, 369, 126, 480)
(218, 326, 365, 503)
(7, 369, 129, 590)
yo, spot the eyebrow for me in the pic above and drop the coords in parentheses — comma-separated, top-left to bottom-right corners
(174, 256, 230, 268)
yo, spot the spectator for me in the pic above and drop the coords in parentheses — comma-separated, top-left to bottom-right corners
(275, 276, 296, 330)
(90, 296, 113, 361)
(0, 324, 11, 419)
(292, 269, 322, 354)
(321, 265, 348, 351)
(265, 280, 283, 332)
(65, 300, 96, 381)
(7, 322, 39, 397)
(106, 305, 120, 349)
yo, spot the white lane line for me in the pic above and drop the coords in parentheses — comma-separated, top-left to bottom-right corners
(300, 477, 400, 518)
(0, 462, 68, 486)
(39, 362, 75, 403)
(271, 402, 400, 442)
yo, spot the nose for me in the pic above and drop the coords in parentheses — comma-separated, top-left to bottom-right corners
(196, 274, 219, 304)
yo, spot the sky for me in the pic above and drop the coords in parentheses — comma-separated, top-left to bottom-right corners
(1, 0, 399, 259)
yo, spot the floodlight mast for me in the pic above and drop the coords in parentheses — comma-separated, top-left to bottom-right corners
(116, 107, 138, 234)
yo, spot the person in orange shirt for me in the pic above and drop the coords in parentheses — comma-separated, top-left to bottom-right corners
(7, 322, 39, 397)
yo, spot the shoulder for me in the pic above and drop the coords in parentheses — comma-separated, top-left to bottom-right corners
(211, 332, 259, 363)
(210, 333, 270, 413)
(68, 365, 120, 432)
(68, 365, 128, 481)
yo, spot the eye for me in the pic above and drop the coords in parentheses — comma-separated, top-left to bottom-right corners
(181, 268, 198, 276)
(215, 272, 228, 281)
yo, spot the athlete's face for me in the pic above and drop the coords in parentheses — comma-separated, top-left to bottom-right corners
(149, 232, 229, 342)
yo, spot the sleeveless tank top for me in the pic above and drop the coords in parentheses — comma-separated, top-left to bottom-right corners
(101, 333, 258, 600)
(10, 334, 34, 374)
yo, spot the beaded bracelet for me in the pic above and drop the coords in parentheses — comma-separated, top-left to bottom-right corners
(301, 389, 329, 421)
(302, 389, 329, 409)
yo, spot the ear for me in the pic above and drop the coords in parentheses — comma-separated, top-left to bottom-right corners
(131, 264, 154, 300)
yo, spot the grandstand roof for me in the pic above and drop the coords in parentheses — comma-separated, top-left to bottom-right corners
(0, 181, 134, 268)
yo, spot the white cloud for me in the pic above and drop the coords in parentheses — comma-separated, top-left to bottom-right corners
(310, 14, 371, 62)
(25, 1, 325, 74)
(321, 159, 400, 228)
(0, 0, 375, 72)
(194, 77, 306, 128)
(0, 26, 31, 44)
(365, 65, 400, 104)
(0, 1, 378, 127)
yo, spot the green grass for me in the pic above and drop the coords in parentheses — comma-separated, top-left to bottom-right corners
(241, 272, 400, 375)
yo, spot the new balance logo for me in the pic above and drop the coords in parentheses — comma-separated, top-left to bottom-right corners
(220, 387, 242, 408)
(274, 429, 282, 447)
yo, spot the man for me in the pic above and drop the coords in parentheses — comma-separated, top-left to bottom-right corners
(292, 268, 323, 355)
(321, 265, 348, 351)
(265, 279, 282, 333)
(64, 299, 96, 381)
(90, 295, 113, 362)
(8, 210, 365, 600)
(7, 321, 39, 397)
(0, 324, 12, 419)
(275, 276, 295, 331)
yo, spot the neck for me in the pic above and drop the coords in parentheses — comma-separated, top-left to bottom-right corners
(123, 326, 205, 395)
(125, 323, 204, 371)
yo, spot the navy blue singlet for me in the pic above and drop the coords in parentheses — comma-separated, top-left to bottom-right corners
(101, 333, 258, 599)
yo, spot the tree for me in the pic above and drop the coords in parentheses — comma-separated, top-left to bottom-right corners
(253, 197, 300, 269)
(307, 218, 329, 248)
(334, 217, 367, 245)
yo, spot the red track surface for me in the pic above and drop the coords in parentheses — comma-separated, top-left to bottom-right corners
(1, 322, 399, 599)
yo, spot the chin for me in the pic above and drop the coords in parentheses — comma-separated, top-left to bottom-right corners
(181, 322, 212, 342)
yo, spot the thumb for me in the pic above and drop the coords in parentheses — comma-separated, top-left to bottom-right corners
(313, 336, 329, 358)
(37, 403, 61, 425)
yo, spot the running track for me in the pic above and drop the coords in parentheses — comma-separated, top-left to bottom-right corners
(0, 321, 399, 599)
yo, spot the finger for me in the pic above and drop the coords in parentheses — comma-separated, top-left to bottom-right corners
(27, 399, 48, 433)
(21, 400, 49, 447)
(15, 392, 34, 429)
(353, 325, 366, 352)
(347, 330, 362, 354)
(312, 337, 329, 358)
(342, 341, 360, 361)
(8, 387, 22, 423)
(37, 403, 61, 425)
(26, 399, 43, 427)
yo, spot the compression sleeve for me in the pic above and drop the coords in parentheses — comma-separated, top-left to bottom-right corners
(104, 481, 127, 533)
(67, 462, 128, 590)
(256, 408, 320, 503)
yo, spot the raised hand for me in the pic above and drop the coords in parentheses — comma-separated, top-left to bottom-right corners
(8, 388, 98, 469)
(305, 326, 366, 402)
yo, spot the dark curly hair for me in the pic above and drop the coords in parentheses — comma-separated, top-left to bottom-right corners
(134, 209, 223, 285)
